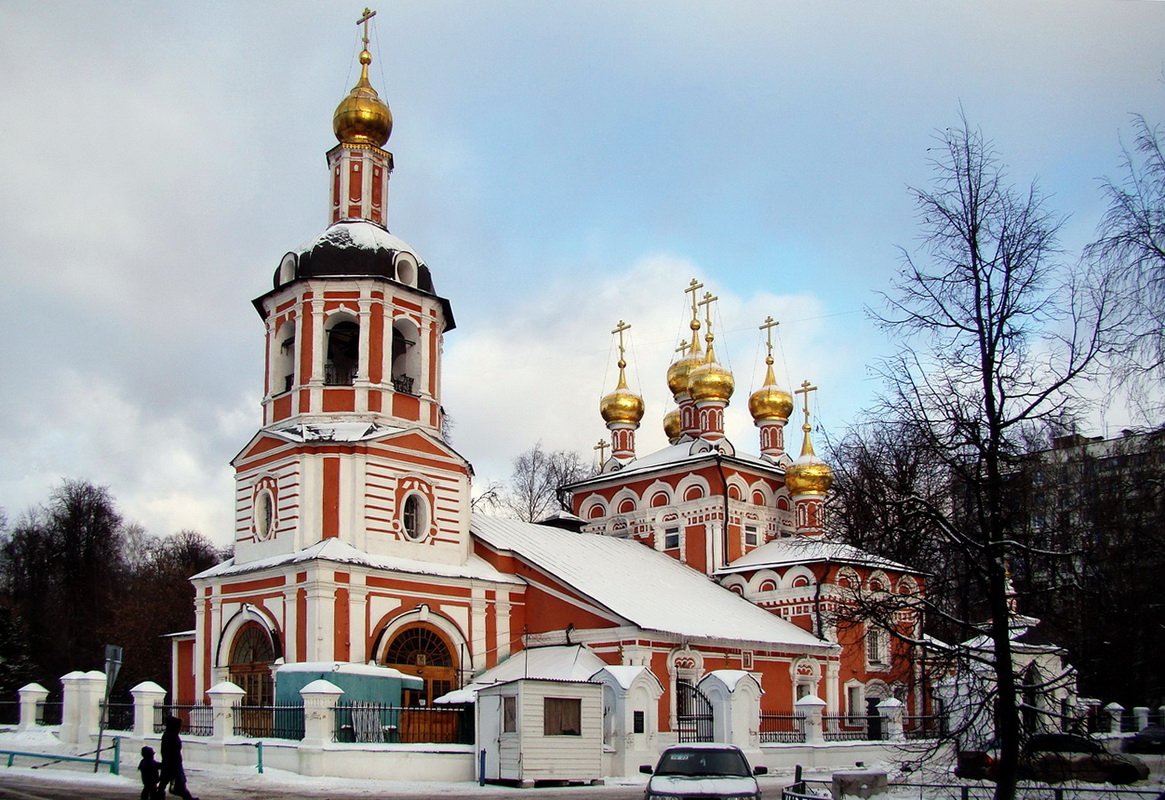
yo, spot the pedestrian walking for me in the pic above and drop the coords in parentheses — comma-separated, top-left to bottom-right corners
(158, 715, 198, 800)
(137, 745, 164, 800)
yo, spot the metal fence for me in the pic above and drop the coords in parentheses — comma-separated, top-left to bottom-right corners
(233, 704, 305, 740)
(333, 701, 473, 744)
(0, 701, 18, 725)
(35, 701, 62, 726)
(156, 704, 213, 737)
(823, 714, 870, 741)
(904, 713, 948, 739)
(100, 702, 134, 731)
(759, 713, 805, 743)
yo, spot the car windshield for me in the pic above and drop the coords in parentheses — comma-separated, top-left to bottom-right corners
(655, 748, 751, 777)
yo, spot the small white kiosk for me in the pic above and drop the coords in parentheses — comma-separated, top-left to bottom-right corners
(477, 678, 603, 786)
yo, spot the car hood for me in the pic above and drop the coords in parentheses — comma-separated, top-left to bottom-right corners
(648, 775, 759, 795)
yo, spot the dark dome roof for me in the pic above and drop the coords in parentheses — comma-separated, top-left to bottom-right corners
(275, 220, 435, 293)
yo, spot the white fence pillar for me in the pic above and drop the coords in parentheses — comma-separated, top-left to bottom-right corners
(17, 683, 48, 732)
(1134, 707, 1150, 731)
(300, 679, 343, 747)
(878, 697, 905, 742)
(60, 670, 105, 746)
(795, 694, 826, 744)
(207, 681, 246, 742)
(1105, 702, 1124, 734)
(130, 681, 166, 740)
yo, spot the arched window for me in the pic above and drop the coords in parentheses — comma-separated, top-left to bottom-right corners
(383, 625, 457, 706)
(228, 623, 276, 705)
(272, 319, 296, 394)
(325, 319, 359, 386)
(391, 318, 421, 395)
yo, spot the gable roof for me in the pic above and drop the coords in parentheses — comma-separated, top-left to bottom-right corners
(562, 440, 788, 493)
(717, 535, 915, 575)
(232, 421, 471, 471)
(471, 514, 833, 652)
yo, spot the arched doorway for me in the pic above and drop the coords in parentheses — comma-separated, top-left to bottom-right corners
(382, 624, 457, 706)
(228, 622, 276, 705)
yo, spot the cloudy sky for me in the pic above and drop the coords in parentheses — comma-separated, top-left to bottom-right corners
(1, 1, 1162, 545)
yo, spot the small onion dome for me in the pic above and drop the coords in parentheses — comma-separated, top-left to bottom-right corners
(600, 374, 645, 426)
(785, 427, 834, 495)
(333, 50, 393, 147)
(748, 362, 794, 422)
(663, 408, 681, 443)
(688, 351, 735, 404)
(667, 346, 704, 399)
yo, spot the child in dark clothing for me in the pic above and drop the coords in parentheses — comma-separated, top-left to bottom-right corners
(137, 746, 164, 800)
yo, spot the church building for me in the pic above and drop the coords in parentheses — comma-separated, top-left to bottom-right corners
(170, 16, 928, 758)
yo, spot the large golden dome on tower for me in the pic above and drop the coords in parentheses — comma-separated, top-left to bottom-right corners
(667, 349, 704, 398)
(749, 361, 794, 422)
(785, 426, 834, 495)
(600, 384, 645, 425)
(333, 49, 393, 147)
(689, 356, 735, 404)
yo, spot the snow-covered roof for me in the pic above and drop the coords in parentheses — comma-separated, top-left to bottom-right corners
(297, 220, 424, 263)
(591, 664, 658, 691)
(471, 515, 833, 651)
(267, 421, 407, 443)
(717, 536, 913, 575)
(191, 537, 522, 585)
(435, 645, 607, 703)
(275, 661, 420, 683)
(565, 441, 785, 490)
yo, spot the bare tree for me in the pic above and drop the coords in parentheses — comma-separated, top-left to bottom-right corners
(861, 117, 1110, 799)
(1087, 112, 1165, 413)
(502, 443, 591, 522)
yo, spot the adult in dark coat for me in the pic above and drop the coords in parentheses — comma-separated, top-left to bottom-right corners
(158, 715, 197, 800)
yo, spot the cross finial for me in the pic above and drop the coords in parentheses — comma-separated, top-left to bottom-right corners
(698, 292, 719, 356)
(794, 379, 818, 430)
(675, 340, 689, 355)
(684, 278, 705, 351)
(759, 316, 779, 361)
(594, 439, 609, 465)
(358, 8, 377, 49)
(611, 320, 631, 366)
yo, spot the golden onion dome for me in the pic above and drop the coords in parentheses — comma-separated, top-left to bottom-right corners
(688, 344, 735, 404)
(749, 361, 794, 422)
(333, 50, 393, 147)
(785, 426, 834, 495)
(600, 360, 645, 425)
(667, 349, 704, 398)
(663, 408, 681, 443)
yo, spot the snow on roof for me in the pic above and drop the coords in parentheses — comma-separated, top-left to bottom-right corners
(275, 661, 420, 683)
(471, 515, 833, 651)
(434, 645, 607, 703)
(299, 220, 423, 263)
(267, 421, 406, 443)
(717, 536, 912, 575)
(591, 664, 658, 690)
(566, 441, 784, 489)
(701, 669, 755, 692)
(191, 537, 522, 585)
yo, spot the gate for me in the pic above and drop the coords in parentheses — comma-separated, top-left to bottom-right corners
(675, 680, 714, 742)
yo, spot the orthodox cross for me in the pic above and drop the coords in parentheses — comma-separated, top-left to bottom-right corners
(357, 7, 377, 48)
(794, 379, 818, 428)
(684, 278, 705, 350)
(698, 292, 719, 347)
(611, 319, 631, 368)
(594, 439, 609, 465)
(759, 315, 779, 360)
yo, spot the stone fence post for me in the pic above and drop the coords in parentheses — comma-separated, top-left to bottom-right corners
(17, 683, 48, 732)
(1104, 702, 1124, 734)
(795, 694, 826, 744)
(130, 681, 166, 740)
(1134, 707, 1150, 731)
(878, 697, 905, 742)
(60, 670, 105, 746)
(207, 681, 246, 742)
(300, 679, 343, 747)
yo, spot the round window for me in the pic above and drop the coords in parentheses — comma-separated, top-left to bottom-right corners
(402, 494, 428, 541)
(254, 489, 275, 540)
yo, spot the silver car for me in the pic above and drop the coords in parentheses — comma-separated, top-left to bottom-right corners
(640, 743, 767, 800)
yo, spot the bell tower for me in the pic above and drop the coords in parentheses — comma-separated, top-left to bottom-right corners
(230, 12, 469, 567)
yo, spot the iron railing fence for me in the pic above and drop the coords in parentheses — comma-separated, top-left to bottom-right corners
(156, 704, 213, 737)
(822, 714, 869, 741)
(759, 713, 805, 743)
(333, 701, 472, 744)
(904, 713, 948, 739)
(232, 704, 305, 740)
(0, 701, 18, 725)
(100, 702, 134, 731)
(36, 701, 62, 726)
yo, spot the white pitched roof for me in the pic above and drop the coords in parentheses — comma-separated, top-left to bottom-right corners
(191, 537, 521, 585)
(718, 535, 912, 575)
(471, 515, 833, 651)
(435, 645, 607, 703)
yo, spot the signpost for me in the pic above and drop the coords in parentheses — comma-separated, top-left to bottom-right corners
(94, 645, 123, 773)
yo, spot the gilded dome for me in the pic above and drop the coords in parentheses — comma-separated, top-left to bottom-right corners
(688, 349, 735, 404)
(749, 362, 794, 422)
(333, 50, 393, 147)
(601, 385, 645, 425)
(785, 426, 834, 495)
(667, 349, 704, 398)
(663, 408, 681, 443)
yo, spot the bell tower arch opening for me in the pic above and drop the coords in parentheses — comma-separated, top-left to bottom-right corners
(391, 317, 421, 395)
(325, 315, 360, 386)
